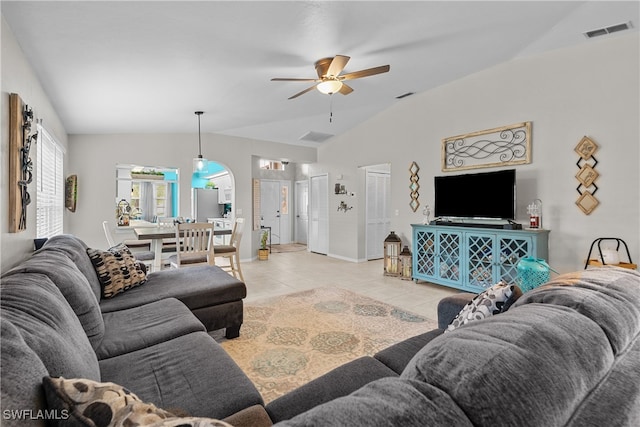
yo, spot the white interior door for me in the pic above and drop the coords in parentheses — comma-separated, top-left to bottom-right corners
(260, 179, 291, 245)
(366, 170, 391, 260)
(295, 180, 309, 245)
(309, 174, 328, 254)
(260, 180, 281, 245)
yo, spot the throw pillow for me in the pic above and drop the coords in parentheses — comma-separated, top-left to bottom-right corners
(87, 243, 147, 298)
(446, 282, 522, 332)
(42, 377, 233, 427)
(42, 376, 174, 426)
(148, 417, 233, 427)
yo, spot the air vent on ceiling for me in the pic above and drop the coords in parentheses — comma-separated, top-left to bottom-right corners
(584, 21, 633, 38)
(299, 131, 334, 143)
(396, 92, 415, 99)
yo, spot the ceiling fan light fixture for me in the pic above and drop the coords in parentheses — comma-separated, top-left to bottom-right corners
(317, 80, 343, 95)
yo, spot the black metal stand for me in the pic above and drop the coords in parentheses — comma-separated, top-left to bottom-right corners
(584, 237, 634, 269)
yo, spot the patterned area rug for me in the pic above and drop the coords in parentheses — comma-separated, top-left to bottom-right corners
(220, 287, 437, 403)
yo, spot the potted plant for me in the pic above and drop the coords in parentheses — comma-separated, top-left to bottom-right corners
(131, 169, 165, 180)
(258, 230, 269, 260)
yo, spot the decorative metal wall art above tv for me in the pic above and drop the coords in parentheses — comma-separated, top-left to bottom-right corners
(442, 122, 531, 172)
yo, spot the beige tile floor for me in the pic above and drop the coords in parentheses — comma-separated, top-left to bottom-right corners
(238, 247, 461, 322)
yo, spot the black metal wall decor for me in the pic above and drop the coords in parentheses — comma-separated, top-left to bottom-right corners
(442, 122, 532, 172)
(575, 136, 599, 215)
(9, 93, 37, 233)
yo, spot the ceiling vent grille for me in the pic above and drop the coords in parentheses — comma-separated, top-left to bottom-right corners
(396, 92, 415, 99)
(299, 131, 334, 143)
(584, 21, 633, 38)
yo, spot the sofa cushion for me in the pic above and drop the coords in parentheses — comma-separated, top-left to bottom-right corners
(99, 332, 263, 420)
(401, 300, 618, 425)
(87, 244, 148, 298)
(42, 376, 174, 426)
(273, 377, 472, 426)
(436, 292, 475, 330)
(0, 319, 50, 423)
(0, 273, 101, 381)
(40, 234, 103, 301)
(445, 281, 521, 331)
(513, 266, 640, 355)
(99, 265, 246, 313)
(266, 356, 398, 423)
(2, 250, 105, 350)
(97, 298, 205, 360)
(373, 329, 443, 374)
(566, 336, 640, 426)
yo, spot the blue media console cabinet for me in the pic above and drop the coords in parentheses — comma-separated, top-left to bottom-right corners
(411, 224, 550, 293)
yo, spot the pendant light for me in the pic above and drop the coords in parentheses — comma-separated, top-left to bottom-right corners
(193, 111, 208, 172)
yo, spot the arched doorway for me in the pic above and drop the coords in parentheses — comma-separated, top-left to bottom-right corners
(191, 161, 234, 243)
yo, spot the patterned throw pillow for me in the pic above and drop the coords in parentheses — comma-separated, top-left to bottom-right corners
(42, 376, 174, 426)
(42, 377, 233, 427)
(446, 282, 522, 332)
(87, 243, 147, 298)
(148, 417, 233, 427)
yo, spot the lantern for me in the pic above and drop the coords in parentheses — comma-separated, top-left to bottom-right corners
(399, 245, 413, 280)
(384, 231, 402, 276)
(527, 198, 542, 229)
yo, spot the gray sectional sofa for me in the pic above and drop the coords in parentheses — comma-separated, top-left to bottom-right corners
(2, 234, 639, 426)
(0, 234, 262, 425)
(269, 266, 640, 426)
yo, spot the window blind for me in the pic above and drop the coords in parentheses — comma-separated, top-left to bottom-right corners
(36, 126, 64, 238)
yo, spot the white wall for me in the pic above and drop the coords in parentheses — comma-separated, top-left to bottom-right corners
(313, 33, 639, 273)
(1, 17, 69, 272)
(66, 133, 316, 261)
(2, 13, 638, 276)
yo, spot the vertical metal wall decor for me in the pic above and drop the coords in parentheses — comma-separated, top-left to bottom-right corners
(9, 93, 37, 233)
(575, 136, 600, 215)
(409, 161, 420, 212)
(441, 122, 531, 172)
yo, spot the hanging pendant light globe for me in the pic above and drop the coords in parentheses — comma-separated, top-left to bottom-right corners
(193, 111, 208, 172)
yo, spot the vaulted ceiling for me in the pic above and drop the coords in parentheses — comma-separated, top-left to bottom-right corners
(3, 1, 638, 146)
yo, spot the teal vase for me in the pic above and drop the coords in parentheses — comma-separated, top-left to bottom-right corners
(516, 257, 551, 292)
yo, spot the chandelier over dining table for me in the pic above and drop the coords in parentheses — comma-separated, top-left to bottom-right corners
(193, 111, 208, 172)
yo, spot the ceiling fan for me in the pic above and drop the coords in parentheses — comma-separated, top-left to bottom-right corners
(271, 55, 390, 100)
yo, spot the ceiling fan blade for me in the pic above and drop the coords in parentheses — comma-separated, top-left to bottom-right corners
(340, 64, 390, 80)
(288, 84, 318, 100)
(271, 78, 318, 82)
(339, 83, 354, 95)
(327, 55, 350, 77)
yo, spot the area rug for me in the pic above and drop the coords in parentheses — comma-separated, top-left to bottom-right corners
(269, 243, 307, 253)
(220, 287, 437, 403)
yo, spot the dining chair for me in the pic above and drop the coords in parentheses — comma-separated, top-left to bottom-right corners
(167, 222, 215, 268)
(213, 217, 245, 281)
(152, 217, 180, 260)
(101, 221, 156, 272)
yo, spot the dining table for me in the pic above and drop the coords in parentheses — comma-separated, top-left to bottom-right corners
(134, 225, 232, 271)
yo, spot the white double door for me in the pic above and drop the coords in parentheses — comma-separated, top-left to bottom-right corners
(260, 180, 291, 245)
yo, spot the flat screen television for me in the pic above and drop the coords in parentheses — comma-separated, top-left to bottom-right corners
(434, 169, 516, 220)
